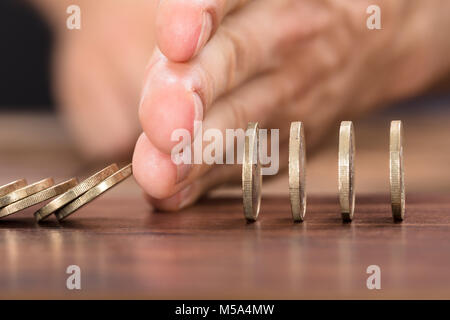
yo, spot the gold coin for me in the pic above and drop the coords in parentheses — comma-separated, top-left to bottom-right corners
(55, 164, 133, 221)
(289, 122, 307, 222)
(35, 164, 119, 222)
(242, 122, 262, 222)
(0, 179, 27, 197)
(390, 120, 405, 221)
(0, 178, 54, 208)
(0, 178, 78, 219)
(338, 121, 355, 222)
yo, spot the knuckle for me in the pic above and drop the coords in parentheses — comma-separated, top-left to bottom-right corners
(219, 23, 260, 89)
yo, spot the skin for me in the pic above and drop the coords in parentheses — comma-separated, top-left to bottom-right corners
(33, 0, 450, 211)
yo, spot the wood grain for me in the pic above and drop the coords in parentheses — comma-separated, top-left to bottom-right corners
(0, 109, 449, 299)
(0, 191, 449, 299)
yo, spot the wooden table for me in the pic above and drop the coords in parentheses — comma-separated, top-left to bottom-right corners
(0, 106, 449, 299)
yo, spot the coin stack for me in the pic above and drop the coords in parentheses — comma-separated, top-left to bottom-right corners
(0, 163, 132, 222)
(242, 121, 405, 223)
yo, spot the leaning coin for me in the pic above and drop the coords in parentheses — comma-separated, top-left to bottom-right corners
(289, 122, 307, 222)
(0, 179, 27, 197)
(0, 178, 54, 208)
(0, 178, 77, 219)
(338, 121, 355, 222)
(35, 164, 119, 222)
(390, 120, 405, 221)
(242, 122, 262, 222)
(55, 164, 133, 221)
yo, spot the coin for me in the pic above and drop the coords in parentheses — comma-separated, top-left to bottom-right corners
(0, 178, 77, 219)
(34, 164, 119, 222)
(55, 164, 133, 221)
(242, 122, 262, 222)
(289, 122, 307, 222)
(390, 120, 405, 221)
(0, 179, 27, 197)
(338, 121, 355, 222)
(0, 178, 54, 208)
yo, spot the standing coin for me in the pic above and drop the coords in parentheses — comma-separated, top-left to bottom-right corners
(34, 164, 119, 222)
(0, 178, 77, 219)
(289, 122, 307, 222)
(242, 122, 262, 222)
(390, 120, 405, 221)
(56, 164, 133, 221)
(0, 179, 27, 197)
(0, 178, 54, 208)
(338, 121, 355, 222)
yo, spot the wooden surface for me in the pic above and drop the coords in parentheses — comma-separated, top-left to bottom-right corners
(0, 106, 449, 299)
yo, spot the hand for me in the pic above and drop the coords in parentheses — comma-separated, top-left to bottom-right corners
(133, 0, 450, 210)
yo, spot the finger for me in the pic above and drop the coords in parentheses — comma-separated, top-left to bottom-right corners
(141, 77, 344, 212)
(135, 65, 300, 201)
(148, 135, 292, 211)
(135, 28, 345, 201)
(134, 60, 340, 209)
(146, 163, 239, 211)
(145, 84, 345, 212)
(141, 0, 328, 155)
(156, 0, 250, 62)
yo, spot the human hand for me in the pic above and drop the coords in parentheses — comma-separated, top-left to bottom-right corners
(133, 0, 449, 210)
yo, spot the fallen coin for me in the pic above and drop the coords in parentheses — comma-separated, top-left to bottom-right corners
(0, 178, 77, 219)
(0, 179, 27, 197)
(289, 121, 307, 222)
(55, 164, 133, 221)
(242, 122, 262, 222)
(390, 120, 405, 221)
(35, 164, 119, 222)
(338, 121, 355, 222)
(0, 178, 54, 208)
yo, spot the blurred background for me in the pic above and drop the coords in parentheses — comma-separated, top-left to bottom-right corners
(0, 0, 53, 111)
(1, 0, 449, 195)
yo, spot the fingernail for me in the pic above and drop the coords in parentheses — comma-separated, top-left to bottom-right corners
(192, 92, 204, 137)
(176, 162, 191, 184)
(178, 185, 193, 209)
(194, 11, 212, 56)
